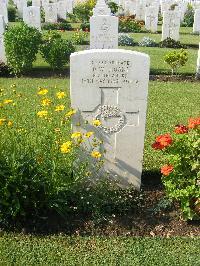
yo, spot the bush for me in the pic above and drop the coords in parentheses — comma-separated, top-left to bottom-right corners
(181, 5, 194, 27)
(119, 16, 142, 33)
(42, 22, 72, 31)
(159, 37, 185, 49)
(8, 5, 17, 22)
(152, 117, 200, 220)
(138, 37, 157, 47)
(108, 1, 119, 14)
(72, 30, 89, 45)
(73, 0, 96, 22)
(0, 84, 104, 227)
(4, 23, 42, 75)
(40, 31, 75, 69)
(0, 61, 10, 77)
(80, 22, 90, 32)
(164, 49, 188, 75)
(118, 33, 136, 46)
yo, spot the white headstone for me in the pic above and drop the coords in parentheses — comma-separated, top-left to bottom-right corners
(124, 0, 137, 15)
(0, 0, 8, 24)
(135, 2, 145, 20)
(23, 6, 41, 31)
(66, 0, 73, 14)
(0, 15, 6, 63)
(162, 10, 181, 41)
(90, 0, 118, 49)
(41, 0, 49, 8)
(70, 49, 150, 189)
(45, 3, 57, 23)
(32, 0, 41, 7)
(196, 42, 200, 78)
(57, 1, 67, 20)
(16, 0, 27, 18)
(193, 9, 200, 34)
(145, 6, 158, 32)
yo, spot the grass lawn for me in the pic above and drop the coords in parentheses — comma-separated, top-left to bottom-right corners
(0, 234, 199, 265)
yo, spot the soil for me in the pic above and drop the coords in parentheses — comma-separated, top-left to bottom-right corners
(19, 174, 200, 237)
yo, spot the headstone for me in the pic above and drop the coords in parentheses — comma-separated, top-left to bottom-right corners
(162, 10, 181, 41)
(196, 42, 200, 78)
(193, 9, 200, 34)
(66, 0, 73, 14)
(70, 49, 150, 189)
(0, 0, 8, 24)
(0, 15, 6, 63)
(41, 0, 49, 8)
(16, 0, 27, 18)
(57, 1, 67, 20)
(124, 0, 137, 15)
(23, 6, 41, 31)
(135, 2, 145, 20)
(32, 0, 41, 7)
(90, 0, 118, 49)
(145, 6, 158, 32)
(45, 3, 57, 23)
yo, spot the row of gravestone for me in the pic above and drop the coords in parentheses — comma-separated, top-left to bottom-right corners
(0, 0, 200, 189)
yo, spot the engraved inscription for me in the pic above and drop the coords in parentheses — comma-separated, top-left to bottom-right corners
(82, 60, 134, 85)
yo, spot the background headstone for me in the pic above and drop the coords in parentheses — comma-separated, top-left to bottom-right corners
(70, 49, 150, 189)
(0, 0, 8, 24)
(23, 6, 41, 31)
(193, 9, 200, 34)
(162, 10, 181, 41)
(0, 15, 6, 63)
(57, 1, 67, 20)
(196, 42, 200, 78)
(90, 0, 118, 49)
(45, 3, 57, 23)
(145, 6, 158, 32)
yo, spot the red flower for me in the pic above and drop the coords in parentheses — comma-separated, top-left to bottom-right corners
(188, 117, 200, 129)
(161, 165, 174, 176)
(152, 133, 173, 150)
(174, 124, 188, 134)
(151, 141, 165, 150)
(156, 133, 172, 147)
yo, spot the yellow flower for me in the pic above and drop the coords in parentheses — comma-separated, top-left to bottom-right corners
(85, 131, 94, 138)
(60, 141, 72, 154)
(54, 128, 61, 133)
(91, 151, 102, 159)
(55, 105, 65, 112)
(65, 109, 76, 117)
(37, 110, 48, 118)
(37, 88, 48, 95)
(0, 103, 3, 108)
(56, 91, 66, 99)
(92, 119, 101, 127)
(71, 131, 82, 139)
(7, 121, 13, 127)
(4, 99, 13, 104)
(41, 98, 51, 106)
(0, 118, 6, 125)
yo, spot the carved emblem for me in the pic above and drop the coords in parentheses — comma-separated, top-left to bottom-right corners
(95, 105, 126, 134)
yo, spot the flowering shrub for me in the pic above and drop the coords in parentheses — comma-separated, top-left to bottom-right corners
(0, 84, 104, 226)
(164, 49, 188, 75)
(73, 0, 96, 22)
(72, 30, 89, 45)
(159, 37, 185, 49)
(152, 117, 200, 220)
(138, 37, 157, 47)
(118, 33, 136, 46)
(119, 16, 142, 33)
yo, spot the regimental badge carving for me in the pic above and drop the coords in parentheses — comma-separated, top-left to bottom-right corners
(95, 105, 126, 134)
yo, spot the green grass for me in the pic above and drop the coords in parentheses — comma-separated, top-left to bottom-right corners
(0, 78, 199, 172)
(0, 234, 199, 265)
